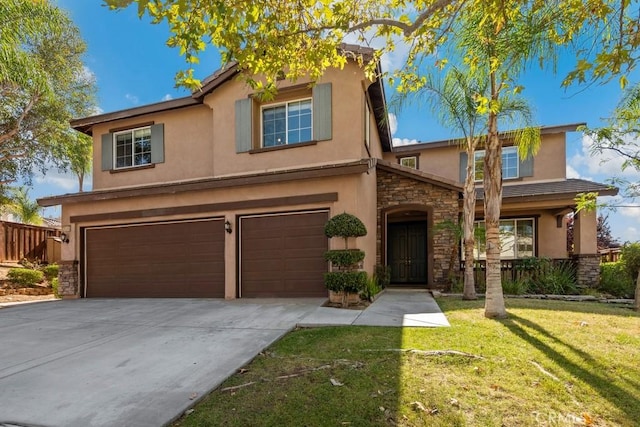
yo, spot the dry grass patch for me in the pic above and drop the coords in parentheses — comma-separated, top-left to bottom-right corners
(174, 298, 639, 427)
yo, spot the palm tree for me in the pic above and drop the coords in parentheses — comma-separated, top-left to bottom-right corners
(400, 66, 539, 302)
(6, 186, 42, 225)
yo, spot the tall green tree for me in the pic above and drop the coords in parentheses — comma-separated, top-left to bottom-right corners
(105, 0, 638, 94)
(0, 0, 95, 186)
(403, 66, 538, 302)
(6, 186, 42, 225)
(56, 130, 93, 192)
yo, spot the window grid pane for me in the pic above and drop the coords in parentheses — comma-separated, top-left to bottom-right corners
(114, 127, 153, 168)
(503, 148, 518, 179)
(262, 99, 312, 147)
(263, 105, 286, 147)
(474, 152, 484, 181)
(473, 218, 535, 260)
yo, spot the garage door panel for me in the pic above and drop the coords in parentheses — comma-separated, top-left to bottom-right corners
(241, 212, 328, 298)
(86, 219, 225, 298)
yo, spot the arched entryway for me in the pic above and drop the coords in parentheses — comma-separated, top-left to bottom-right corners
(381, 205, 433, 287)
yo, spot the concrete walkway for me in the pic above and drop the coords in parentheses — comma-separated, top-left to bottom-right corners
(299, 289, 450, 327)
(0, 290, 447, 427)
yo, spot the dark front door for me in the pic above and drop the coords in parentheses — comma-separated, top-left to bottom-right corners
(388, 221, 427, 284)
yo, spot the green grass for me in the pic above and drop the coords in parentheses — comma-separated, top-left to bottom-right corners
(174, 298, 640, 427)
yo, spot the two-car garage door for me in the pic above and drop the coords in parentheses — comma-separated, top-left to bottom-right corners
(84, 211, 329, 298)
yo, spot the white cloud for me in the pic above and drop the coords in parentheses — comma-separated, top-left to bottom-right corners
(570, 133, 640, 180)
(125, 93, 139, 105)
(35, 171, 78, 192)
(161, 94, 173, 101)
(388, 113, 398, 136)
(80, 65, 97, 85)
(393, 137, 419, 146)
(91, 106, 104, 115)
(619, 203, 640, 220)
(566, 164, 583, 179)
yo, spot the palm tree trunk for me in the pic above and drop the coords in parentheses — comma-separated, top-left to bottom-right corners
(483, 71, 507, 318)
(463, 137, 477, 300)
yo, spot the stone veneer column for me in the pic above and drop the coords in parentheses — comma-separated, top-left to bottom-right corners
(573, 254, 601, 288)
(58, 260, 80, 298)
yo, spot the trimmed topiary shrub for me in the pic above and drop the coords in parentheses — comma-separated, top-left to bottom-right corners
(324, 271, 368, 293)
(324, 212, 367, 248)
(324, 249, 365, 267)
(7, 268, 44, 287)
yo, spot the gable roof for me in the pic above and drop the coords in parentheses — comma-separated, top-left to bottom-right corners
(392, 123, 587, 153)
(476, 178, 618, 202)
(376, 159, 462, 192)
(70, 44, 392, 150)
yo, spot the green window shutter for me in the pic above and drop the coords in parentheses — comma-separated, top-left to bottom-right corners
(459, 152, 468, 183)
(101, 133, 113, 171)
(313, 83, 332, 141)
(519, 155, 534, 177)
(150, 123, 165, 164)
(235, 98, 253, 152)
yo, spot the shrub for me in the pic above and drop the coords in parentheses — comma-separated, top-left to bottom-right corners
(374, 264, 391, 288)
(529, 260, 577, 295)
(51, 278, 60, 298)
(324, 213, 367, 240)
(324, 271, 368, 293)
(621, 242, 640, 279)
(324, 249, 365, 267)
(502, 278, 529, 295)
(360, 273, 382, 301)
(600, 262, 635, 298)
(7, 268, 44, 287)
(41, 264, 59, 282)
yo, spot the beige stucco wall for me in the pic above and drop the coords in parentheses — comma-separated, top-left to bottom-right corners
(383, 131, 568, 183)
(61, 171, 377, 299)
(91, 62, 379, 191)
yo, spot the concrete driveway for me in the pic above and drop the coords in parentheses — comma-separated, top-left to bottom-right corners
(0, 298, 325, 427)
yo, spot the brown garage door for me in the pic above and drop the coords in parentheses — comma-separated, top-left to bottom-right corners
(240, 211, 328, 297)
(85, 219, 225, 298)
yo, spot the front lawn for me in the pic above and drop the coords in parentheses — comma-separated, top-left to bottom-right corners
(175, 299, 640, 426)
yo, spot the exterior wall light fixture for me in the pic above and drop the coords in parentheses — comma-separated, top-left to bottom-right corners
(224, 220, 232, 234)
(60, 232, 70, 243)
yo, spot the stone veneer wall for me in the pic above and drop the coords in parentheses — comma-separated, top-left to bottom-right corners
(573, 254, 600, 288)
(58, 260, 79, 298)
(376, 169, 460, 287)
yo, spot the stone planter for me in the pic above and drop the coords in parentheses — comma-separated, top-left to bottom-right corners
(328, 290, 361, 305)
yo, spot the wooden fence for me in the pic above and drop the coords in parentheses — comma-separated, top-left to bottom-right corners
(459, 258, 577, 287)
(0, 221, 61, 263)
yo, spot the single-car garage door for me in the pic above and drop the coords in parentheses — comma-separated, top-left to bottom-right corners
(85, 219, 225, 298)
(240, 211, 328, 297)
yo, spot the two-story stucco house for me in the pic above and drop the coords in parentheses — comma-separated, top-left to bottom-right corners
(38, 45, 615, 298)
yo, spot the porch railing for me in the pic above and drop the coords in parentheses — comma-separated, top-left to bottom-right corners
(459, 258, 577, 286)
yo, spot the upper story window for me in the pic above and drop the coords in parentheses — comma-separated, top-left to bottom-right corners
(101, 123, 164, 172)
(262, 99, 312, 147)
(473, 146, 523, 181)
(235, 83, 332, 153)
(400, 156, 417, 169)
(114, 127, 152, 168)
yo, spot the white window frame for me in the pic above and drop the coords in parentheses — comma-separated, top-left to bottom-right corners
(400, 156, 417, 169)
(260, 97, 313, 147)
(472, 217, 535, 260)
(113, 125, 152, 170)
(474, 146, 519, 181)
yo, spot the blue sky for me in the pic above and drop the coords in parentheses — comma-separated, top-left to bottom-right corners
(35, 1, 639, 242)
